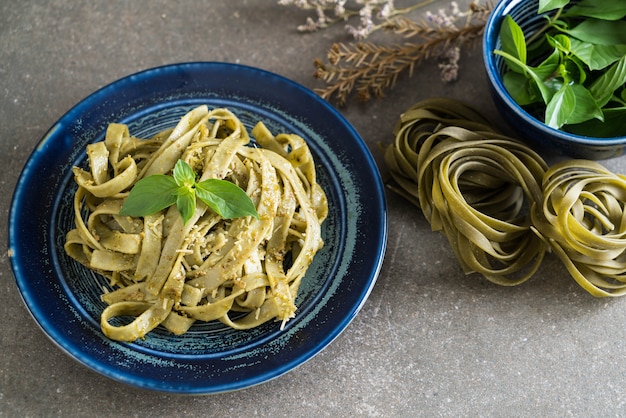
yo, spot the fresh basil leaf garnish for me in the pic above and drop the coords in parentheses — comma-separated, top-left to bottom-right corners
(118, 175, 178, 217)
(196, 179, 259, 220)
(119, 159, 259, 223)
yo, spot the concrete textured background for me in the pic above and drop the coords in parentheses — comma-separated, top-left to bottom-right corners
(2, 1, 626, 416)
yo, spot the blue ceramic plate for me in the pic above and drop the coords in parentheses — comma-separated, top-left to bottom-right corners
(8, 62, 387, 394)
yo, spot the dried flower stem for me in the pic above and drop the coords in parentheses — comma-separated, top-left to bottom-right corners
(313, 1, 492, 106)
(280, 0, 439, 39)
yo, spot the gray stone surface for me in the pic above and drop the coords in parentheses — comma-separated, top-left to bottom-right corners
(2, 1, 625, 416)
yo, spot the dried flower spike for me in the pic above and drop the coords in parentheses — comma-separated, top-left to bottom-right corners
(279, 0, 439, 40)
(312, 1, 492, 106)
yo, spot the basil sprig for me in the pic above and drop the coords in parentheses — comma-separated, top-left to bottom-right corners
(119, 159, 259, 224)
(494, 0, 626, 136)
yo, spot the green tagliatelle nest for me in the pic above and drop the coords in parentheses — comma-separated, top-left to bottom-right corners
(385, 97, 626, 297)
(532, 161, 626, 297)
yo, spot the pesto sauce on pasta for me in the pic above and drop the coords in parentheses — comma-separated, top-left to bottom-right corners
(64, 106, 328, 342)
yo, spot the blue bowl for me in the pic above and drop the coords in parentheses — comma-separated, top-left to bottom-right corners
(482, 0, 626, 160)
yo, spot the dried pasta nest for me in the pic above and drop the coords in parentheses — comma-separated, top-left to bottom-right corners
(532, 161, 626, 297)
(385, 98, 549, 286)
(385, 97, 626, 296)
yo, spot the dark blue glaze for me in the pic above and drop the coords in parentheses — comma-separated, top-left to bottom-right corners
(8, 62, 387, 394)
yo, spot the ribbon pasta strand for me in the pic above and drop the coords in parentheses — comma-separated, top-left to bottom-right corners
(385, 98, 549, 286)
(531, 160, 626, 297)
(64, 106, 327, 341)
(386, 98, 626, 296)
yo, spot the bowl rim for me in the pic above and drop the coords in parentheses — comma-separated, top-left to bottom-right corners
(482, 0, 626, 146)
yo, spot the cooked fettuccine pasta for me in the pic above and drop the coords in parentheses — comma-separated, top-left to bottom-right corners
(64, 106, 328, 342)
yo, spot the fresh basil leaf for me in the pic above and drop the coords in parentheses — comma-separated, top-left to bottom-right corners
(119, 158, 259, 224)
(546, 33, 571, 54)
(589, 55, 626, 107)
(176, 188, 196, 225)
(563, 84, 604, 125)
(565, 19, 626, 46)
(538, 0, 569, 14)
(566, 107, 626, 137)
(499, 15, 527, 73)
(565, 0, 626, 21)
(503, 72, 539, 105)
(495, 50, 554, 103)
(542, 35, 588, 84)
(173, 159, 196, 188)
(119, 174, 178, 217)
(554, 63, 570, 84)
(532, 48, 561, 79)
(564, 55, 587, 84)
(570, 39, 626, 71)
(543, 77, 564, 97)
(196, 179, 259, 220)
(545, 83, 576, 128)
